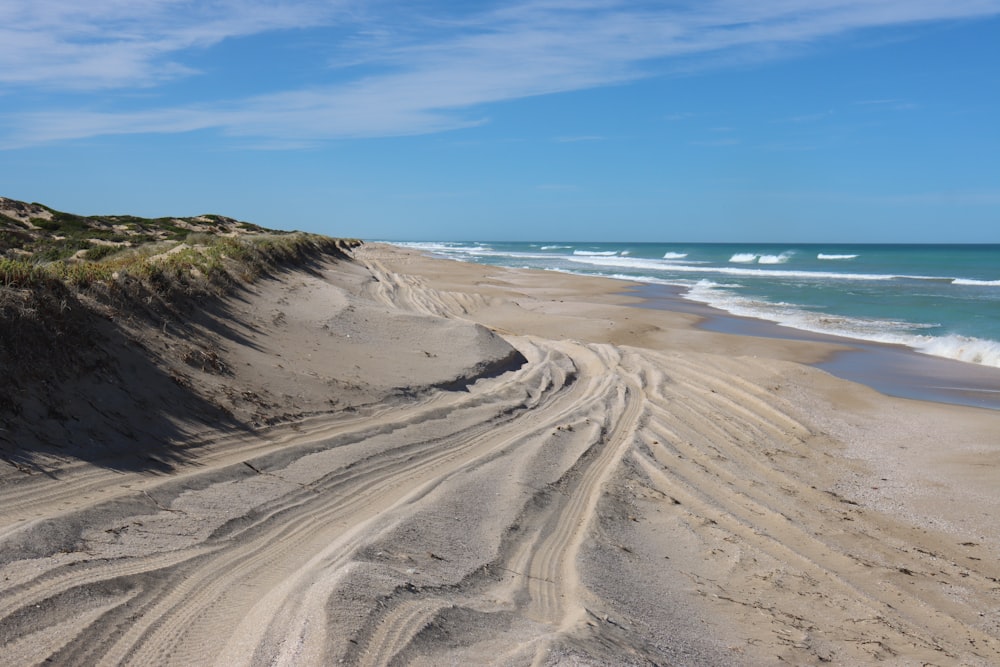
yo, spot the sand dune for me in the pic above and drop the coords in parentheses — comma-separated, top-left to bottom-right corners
(1, 244, 998, 665)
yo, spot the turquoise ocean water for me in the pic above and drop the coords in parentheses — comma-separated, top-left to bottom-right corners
(393, 242, 1000, 370)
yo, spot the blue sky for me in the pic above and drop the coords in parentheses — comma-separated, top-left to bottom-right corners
(1, 1, 998, 242)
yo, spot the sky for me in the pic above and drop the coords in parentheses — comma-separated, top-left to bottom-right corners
(1, 1, 998, 242)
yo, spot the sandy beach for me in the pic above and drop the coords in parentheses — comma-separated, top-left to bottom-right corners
(2, 242, 999, 665)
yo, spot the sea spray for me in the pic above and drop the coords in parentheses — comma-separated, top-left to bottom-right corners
(758, 252, 794, 265)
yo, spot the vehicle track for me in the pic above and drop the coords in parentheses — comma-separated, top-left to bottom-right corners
(625, 349, 1000, 664)
(342, 343, 648, 666)
(1, 334, 629, 665)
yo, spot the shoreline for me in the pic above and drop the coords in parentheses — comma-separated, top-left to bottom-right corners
(628, 282, 1000, 411)
(2, 242, 998, 665)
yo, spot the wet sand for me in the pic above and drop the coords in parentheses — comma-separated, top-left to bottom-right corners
(629, 283, 1000, 410)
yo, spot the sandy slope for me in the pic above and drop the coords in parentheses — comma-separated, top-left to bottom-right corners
(1, 244, 998, 665)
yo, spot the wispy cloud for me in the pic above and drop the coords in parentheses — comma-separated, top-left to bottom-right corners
(0, 0, 345, 90)
(2, 0, 998, 148)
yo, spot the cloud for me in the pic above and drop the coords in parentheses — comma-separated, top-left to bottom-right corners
(2, 0, 998, 147)
(0, 0, 345, 90)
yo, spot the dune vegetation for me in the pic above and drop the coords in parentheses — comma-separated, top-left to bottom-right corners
(0, 197, 358, 293)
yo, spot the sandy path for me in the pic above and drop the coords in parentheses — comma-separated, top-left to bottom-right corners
(1, 244, 998, 665)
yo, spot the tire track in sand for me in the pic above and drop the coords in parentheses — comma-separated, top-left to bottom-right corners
(254, 340, 634, 667)
(97, 346, 578, 665)
(627, 350, 1000, 664)
(0, 335, 603, 665)
(348, 343, 645, 667)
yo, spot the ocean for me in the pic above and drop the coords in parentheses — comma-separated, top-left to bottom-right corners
(393, 242, 1000, 371)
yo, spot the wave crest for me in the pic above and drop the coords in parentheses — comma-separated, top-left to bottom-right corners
(917, 335, 1000, 367)
(758, 252, 793, 265)
(728, 252, 794, 264)
(953, 278, 1000, 286)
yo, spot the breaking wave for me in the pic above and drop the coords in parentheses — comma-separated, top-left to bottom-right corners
(758, 252, 794, 265)
(953, 278, 1000, 286)
(685, 280, 1000, 368)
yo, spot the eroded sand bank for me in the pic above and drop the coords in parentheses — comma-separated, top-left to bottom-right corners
(1, 243, 998, 665)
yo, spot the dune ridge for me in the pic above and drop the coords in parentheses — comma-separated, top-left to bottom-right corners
(1, 243, 998, 665)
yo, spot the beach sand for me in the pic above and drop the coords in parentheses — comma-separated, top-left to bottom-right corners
(1, 243, 998, 665)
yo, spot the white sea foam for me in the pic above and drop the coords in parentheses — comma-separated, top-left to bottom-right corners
(393, 241, 483, 258)
(952, 278, 1000, 286)
(817, 253, 859, 260)
(728, 251, 795, 265)
(395, 241, 471, 251)
(685, 281, 1000, 368)
(686, 281, 805, 321)
(758, 252, 794, 265)
(565, 256, 683, 273)
(564, 255, 891, 281)
(394, 241, 557, 263)
(916, 335, 1000, 367)
(686, 281, 924, 339)
(396, 244, 977, 286)
(540, 245, 573, 250)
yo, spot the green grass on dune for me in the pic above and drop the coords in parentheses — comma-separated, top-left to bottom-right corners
(1, 232, 359, 293)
